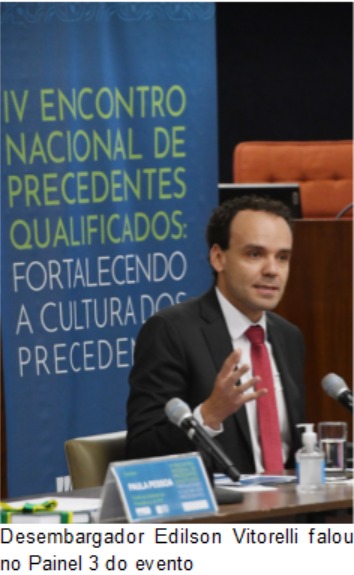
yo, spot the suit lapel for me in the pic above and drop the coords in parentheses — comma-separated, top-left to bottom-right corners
(199, 289, 253, 451)
(199, 289, 233, 370)
(267, 314, 299, 430)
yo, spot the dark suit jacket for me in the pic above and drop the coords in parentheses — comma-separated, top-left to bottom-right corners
(126, 288, 305, 473)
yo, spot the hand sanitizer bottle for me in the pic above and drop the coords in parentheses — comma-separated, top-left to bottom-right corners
(296, 423, 325, 492)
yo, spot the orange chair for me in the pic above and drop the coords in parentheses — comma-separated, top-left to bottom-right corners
(233, 141, 353, 218)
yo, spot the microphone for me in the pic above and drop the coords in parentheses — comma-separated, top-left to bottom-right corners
(321, 373, 353, 413)
(165, 397, 240, 482)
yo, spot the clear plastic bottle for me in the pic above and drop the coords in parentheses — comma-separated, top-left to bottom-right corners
(296, 423, 325, 492)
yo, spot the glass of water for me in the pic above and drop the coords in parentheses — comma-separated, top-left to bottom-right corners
(318, 421, 347, 481)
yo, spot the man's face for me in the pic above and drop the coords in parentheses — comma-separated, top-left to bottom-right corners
(210, 209, 293, 322)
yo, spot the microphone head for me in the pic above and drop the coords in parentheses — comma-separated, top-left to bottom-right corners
(165, 397, 192, 427)
(321, 373, 348, 399)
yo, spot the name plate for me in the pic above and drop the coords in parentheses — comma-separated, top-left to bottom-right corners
(98, 452, 218, 523)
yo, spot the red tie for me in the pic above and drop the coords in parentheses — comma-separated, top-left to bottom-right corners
(245, 325, 284, 473)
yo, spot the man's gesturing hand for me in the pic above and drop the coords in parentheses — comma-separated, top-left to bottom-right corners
(200, 349, 267, 430)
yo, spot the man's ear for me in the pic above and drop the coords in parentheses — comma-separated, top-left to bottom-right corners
(209, 244, 225, 273)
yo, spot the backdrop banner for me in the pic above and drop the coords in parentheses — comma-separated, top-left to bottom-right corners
(1, 2, 218, 496)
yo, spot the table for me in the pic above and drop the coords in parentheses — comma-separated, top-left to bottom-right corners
(188, 481, 353, 523)
(9, 479, 352, 524)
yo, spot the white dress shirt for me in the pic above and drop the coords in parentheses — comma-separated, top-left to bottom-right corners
(194, 287, 291, 473)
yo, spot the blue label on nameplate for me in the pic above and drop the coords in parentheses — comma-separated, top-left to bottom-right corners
(112, 453, 218, 522)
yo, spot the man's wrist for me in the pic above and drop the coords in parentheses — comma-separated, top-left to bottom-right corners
(198, 403, 223, 432)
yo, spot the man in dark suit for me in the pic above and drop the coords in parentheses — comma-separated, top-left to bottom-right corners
(126, 196, 305, 474)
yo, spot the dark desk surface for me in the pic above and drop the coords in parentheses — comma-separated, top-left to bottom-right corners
(17, 478, 352, 524)
(190, 481, 353, 523)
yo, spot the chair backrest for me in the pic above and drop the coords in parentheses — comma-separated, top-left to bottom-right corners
(233, 140, 353, 218)
(65, 431, 127, 489)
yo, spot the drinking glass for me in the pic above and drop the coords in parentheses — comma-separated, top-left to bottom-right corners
(318, 421, 347, 481)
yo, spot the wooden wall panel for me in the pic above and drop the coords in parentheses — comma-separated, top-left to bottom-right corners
(276, 220, 352, 438)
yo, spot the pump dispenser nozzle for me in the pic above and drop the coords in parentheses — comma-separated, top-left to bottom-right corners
(297, 423, 317, 453)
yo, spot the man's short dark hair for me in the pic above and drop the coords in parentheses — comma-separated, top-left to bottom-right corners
(206, 195, 293, 251)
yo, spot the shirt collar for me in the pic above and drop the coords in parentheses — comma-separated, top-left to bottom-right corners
(215, 287, 267, 341)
